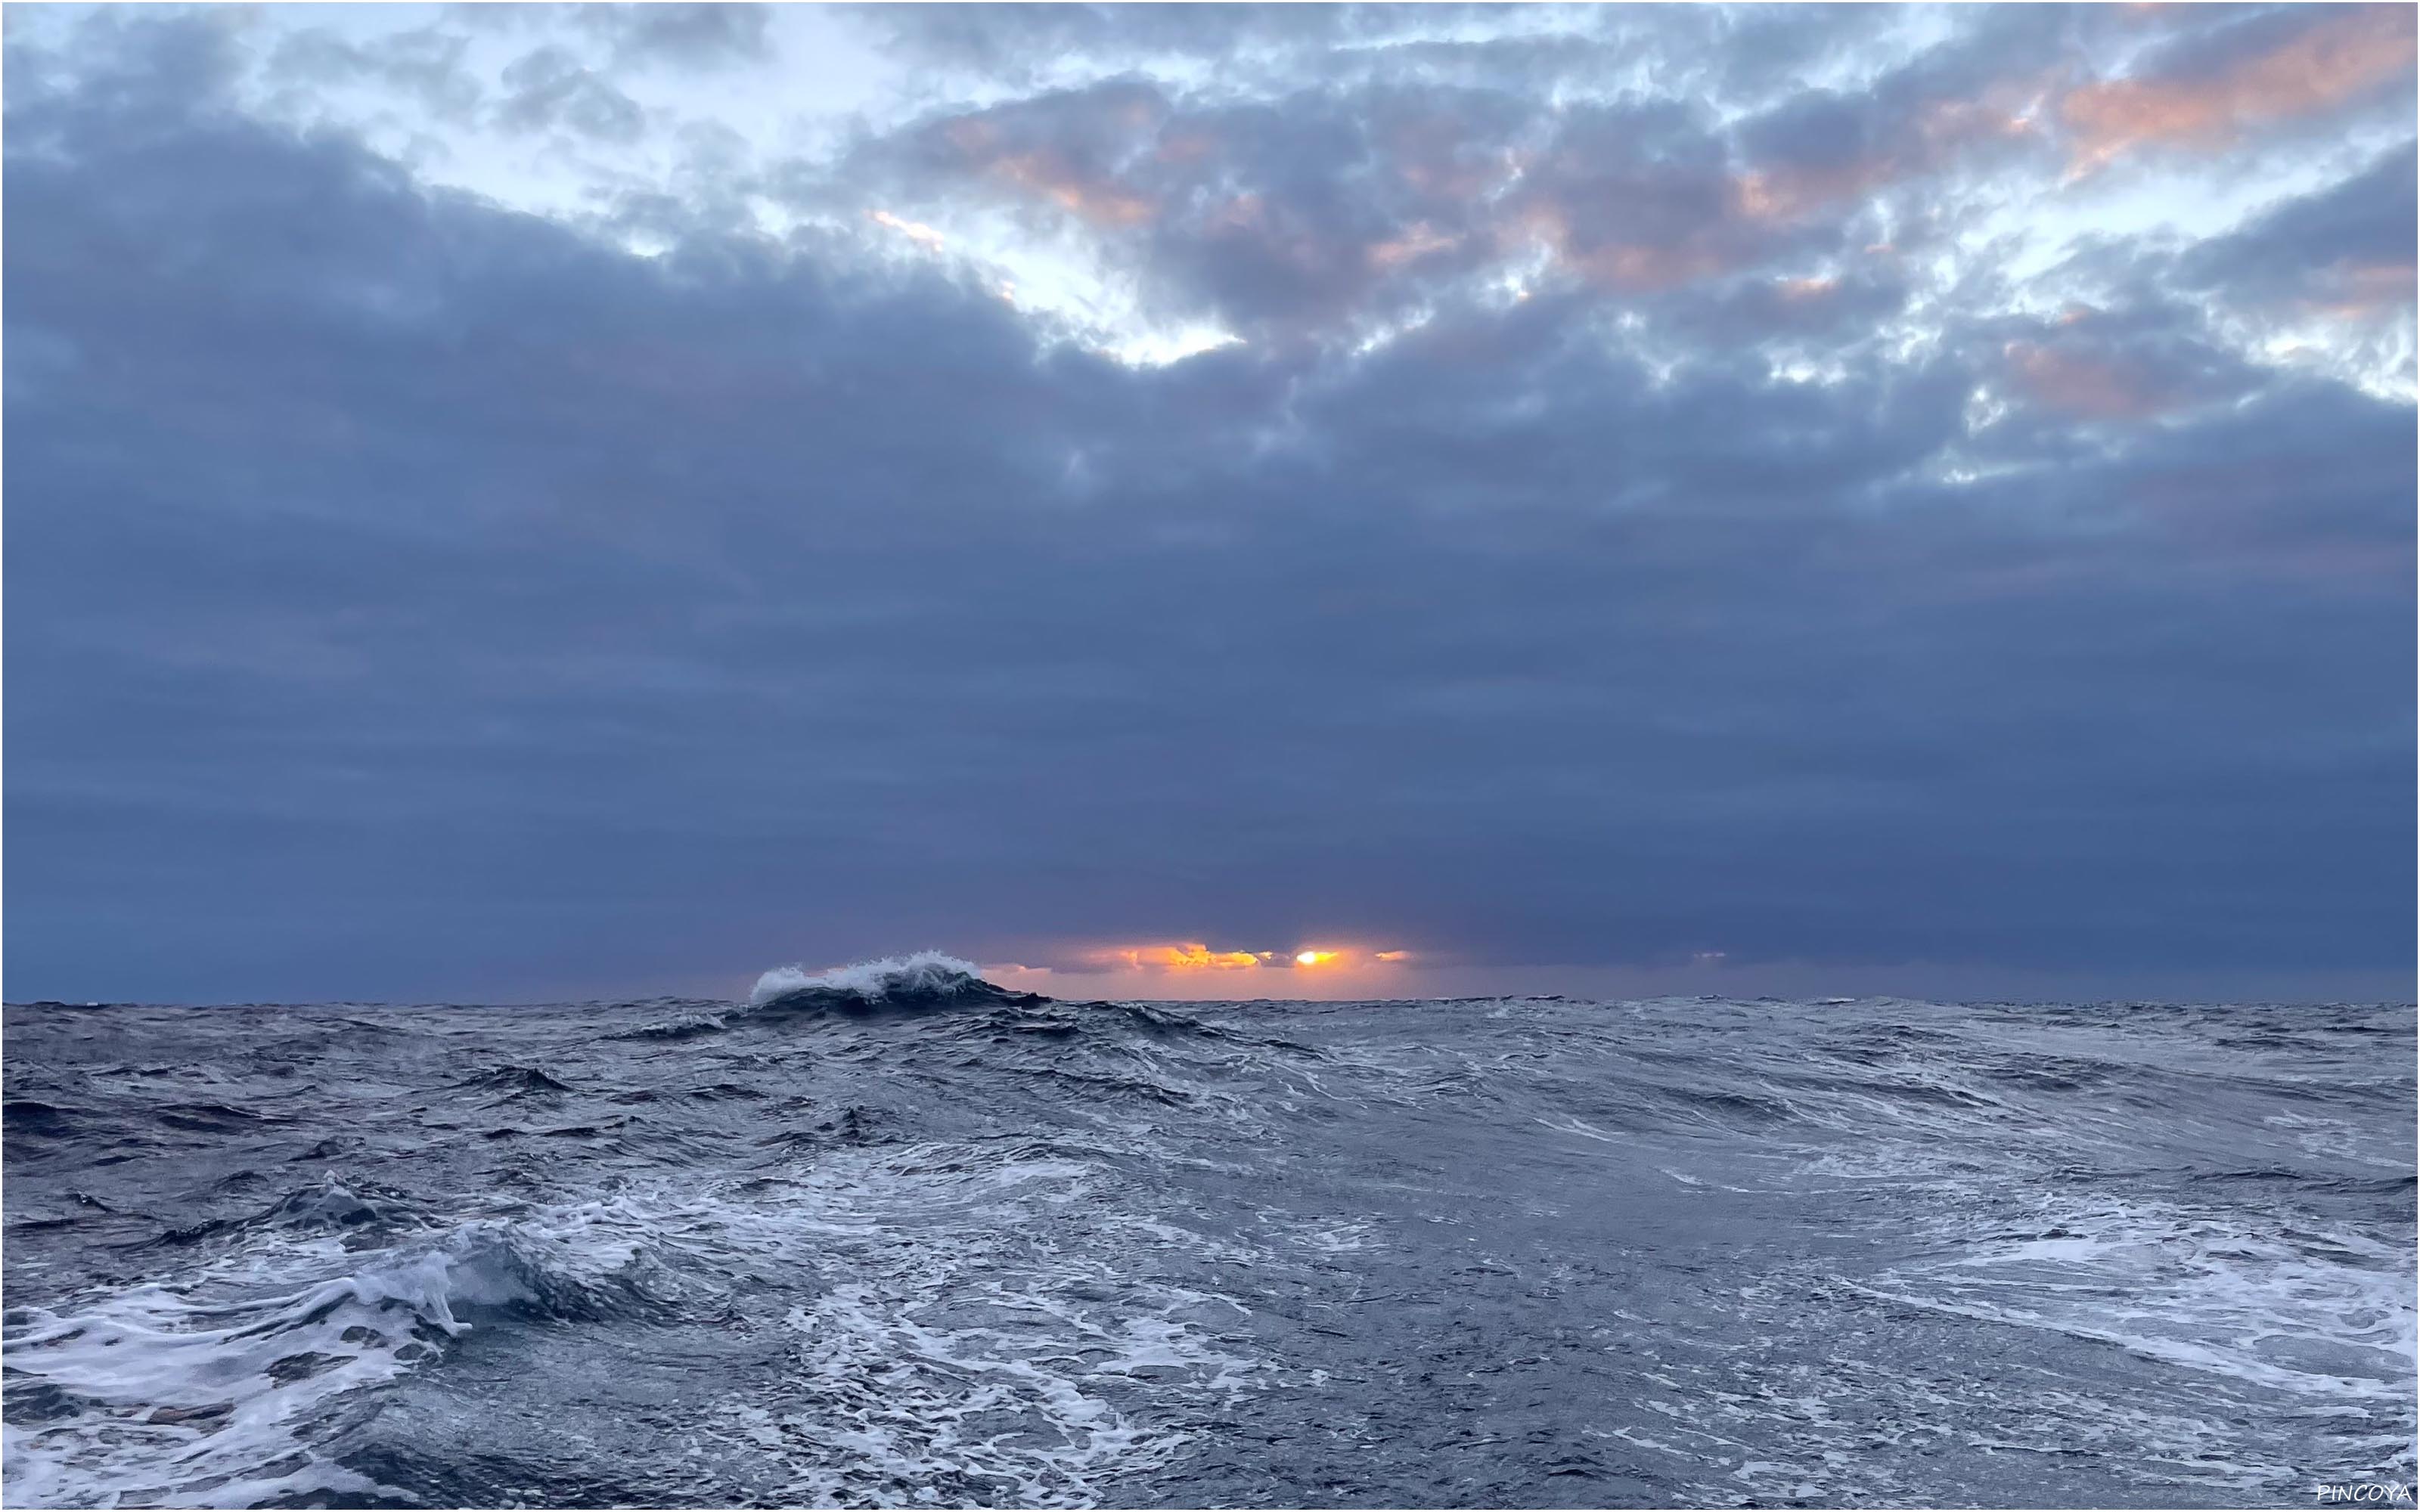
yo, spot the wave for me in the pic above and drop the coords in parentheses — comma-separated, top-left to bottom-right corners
(130, 1178, 434, 1251)
(598, 956, 1043, 1043)
(2, 1186, 722, 1507)
(747, 952, 1046, 1013)
(454, 1065, 577, 1096)
(2, 1098, 79, 1136)
(3, 1144, 1264, 1509)
(610, 1009, 728, 1041)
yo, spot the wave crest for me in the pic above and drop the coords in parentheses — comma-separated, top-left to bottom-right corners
(748, 953, 1039, 1011)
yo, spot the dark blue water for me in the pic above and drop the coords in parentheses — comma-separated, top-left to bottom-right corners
(5, 959, 2413, 1507)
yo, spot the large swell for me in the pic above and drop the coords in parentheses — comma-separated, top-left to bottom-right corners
(4, 962, 2412, 1507)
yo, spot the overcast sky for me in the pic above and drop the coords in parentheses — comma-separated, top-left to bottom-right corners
(5, 3, 2412, 1004)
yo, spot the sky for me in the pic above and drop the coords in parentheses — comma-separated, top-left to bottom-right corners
(3, 2, 2413, 1005)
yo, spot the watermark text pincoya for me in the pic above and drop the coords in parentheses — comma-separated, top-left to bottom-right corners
(2317, 1483, 2414, 1503)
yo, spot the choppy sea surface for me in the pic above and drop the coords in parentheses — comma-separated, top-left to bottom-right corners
(4, 957, 2413, 1509)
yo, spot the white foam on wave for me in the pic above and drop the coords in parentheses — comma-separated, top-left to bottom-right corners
(1858, 1194, 2419, 1409)
(0, 1188, 709, 1508)
(693, 1145, 1266, 1507)
(618, 1008, 728, 1039)
(2, 1280, 401, 1510)
(5, 1143, 1270, 1509)
(749, 951, 985, 1006)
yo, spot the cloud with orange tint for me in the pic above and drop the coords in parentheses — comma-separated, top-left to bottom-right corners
(1367, 221, 1459, 271)
(1998, 305, 2267, 424)
(1496, 104, 1795, 295)
(1512, 203, 1744, 293)
(2005, 340, 2177, 421)
(2303, 259, 2418, 320)
(991, 148, 1156, 228)
(911, 87, 1168, 231)
(1063, 943, 1412, 975)
(1736, 98, 2041, 225)
(1098, 943, 1264, 973)
(2061, 5, 2416, 172)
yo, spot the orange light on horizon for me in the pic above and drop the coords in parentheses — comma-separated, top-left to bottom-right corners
(1069, 940, 1416, 977)
(1107, 943, 1260, 972)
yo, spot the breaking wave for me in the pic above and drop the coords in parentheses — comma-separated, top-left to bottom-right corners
(751, 951, 989, 1005)
(746, 952, 1046, 1014)
(2, 1191, 690, 1507)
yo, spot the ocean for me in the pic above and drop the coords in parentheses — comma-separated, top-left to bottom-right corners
(4, 957, 2412, 1508)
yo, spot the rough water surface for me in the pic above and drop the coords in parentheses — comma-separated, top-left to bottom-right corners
(4, 960, 2413, 1508)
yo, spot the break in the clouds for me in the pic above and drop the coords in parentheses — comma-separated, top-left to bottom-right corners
(4, 4, 2412, 1003)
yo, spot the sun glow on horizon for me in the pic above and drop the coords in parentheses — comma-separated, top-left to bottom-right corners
(980, 941, 1427, 1000)
(1107, 943, 1260, 972)
(1051, 940, 1410, 977)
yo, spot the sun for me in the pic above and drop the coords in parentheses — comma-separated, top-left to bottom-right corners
(1293, 950, 1338, 967)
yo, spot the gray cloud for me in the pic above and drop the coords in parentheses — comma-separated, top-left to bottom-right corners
(842, 3, 1460, 77)
(4, 9, 2412, 1001)
(2178, 141, 2418, 313)
(496, 43, 645, 141)
(265, 25, 486, 124)
(571, 3, 774, 71)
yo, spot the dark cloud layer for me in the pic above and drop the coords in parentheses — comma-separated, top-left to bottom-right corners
(5, 9, 2412, 1001)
